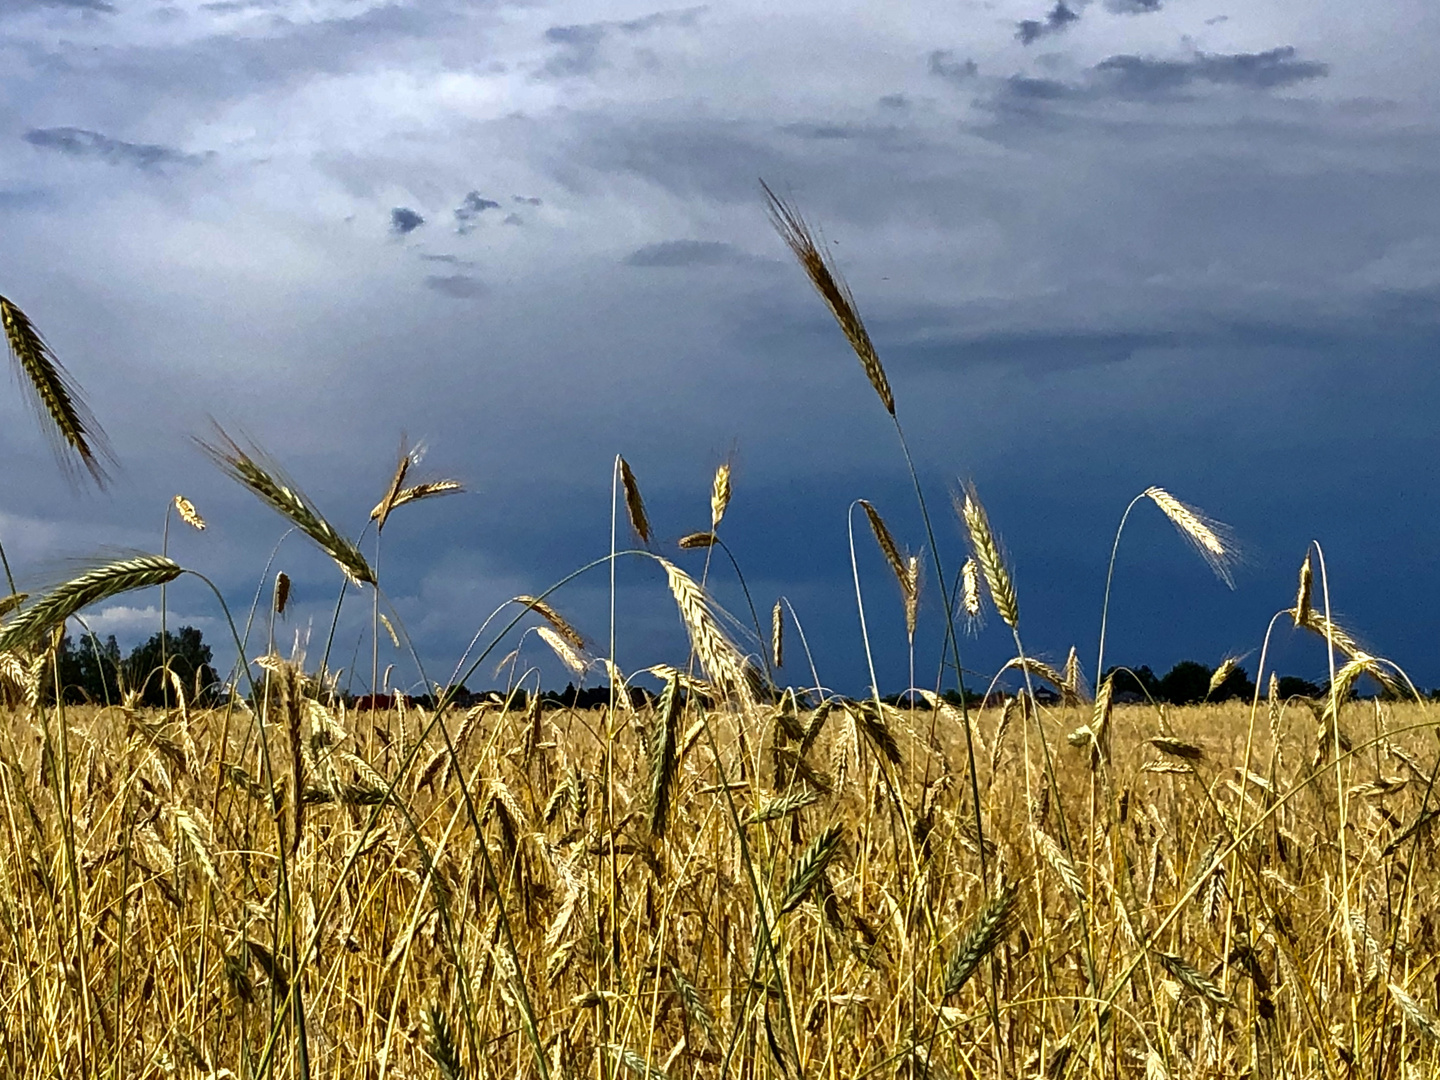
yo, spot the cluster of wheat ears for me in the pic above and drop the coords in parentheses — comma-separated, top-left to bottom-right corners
(0, 188, 1436, 1080)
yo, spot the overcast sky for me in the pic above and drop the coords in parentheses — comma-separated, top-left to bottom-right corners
(2, 0, 1437, 697)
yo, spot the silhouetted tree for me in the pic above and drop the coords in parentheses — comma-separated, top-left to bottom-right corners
(124, 626, 218, 707)
(48, 632, 123, 704)
(1156, 661, 1213, 705)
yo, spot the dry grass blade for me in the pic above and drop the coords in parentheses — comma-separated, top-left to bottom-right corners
(942, 879, 1020, 997)
(678, 531, 716, 549)
(273, 571, 290, 616)
(1149, 736, 1204, 761)
(711, 463, 731, 530)
(657, 559, 752, 702)
(958, 483, 1018, 629)
(761, 181, 894, 415)
(1, 294, 113, 486)
(198, 427, 375, 586)
(779, 822, 844, 914)
(1142, 487, 1237, 588)
(1294, 552, 1313, 627)
(372, 480, 463, 522)
(619, 457, 651, 544)
(0, 555, 181, 654)
(771, 599, 783, 669)
(514, 595, 587, 651)
(173, 495, 206, 531)
(647, 675, 682, 840)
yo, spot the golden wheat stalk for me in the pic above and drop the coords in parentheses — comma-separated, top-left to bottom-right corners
(761, 182, 894, 416)
(0, 555, 181, 654)
(1, 294, 113, 485)
(618, 457, 651, 544)
(514, 595, 587, 652)
(959, 484, 1019, 629)
(657, 559, 752, 702)
(198, 427, 375, 586)
(711, 463, 731, 530)
(372, 480, 463, 523)
(1142, 487, 1237, 588)
(173, 495, 206, 531)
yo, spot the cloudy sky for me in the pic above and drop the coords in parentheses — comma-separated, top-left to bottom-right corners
(2, 0, 1437, 698)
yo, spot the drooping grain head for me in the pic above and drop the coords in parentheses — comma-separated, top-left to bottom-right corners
(1142, 487, 1238, 588)
(618, 456, 651, 545)
(514, 595, 587, 652)
(1294, 551, 1313, 627)
(536, 626, 588, 678)
(370, 435, 415, 534)
(173, 495, 206, 531)
(1207, 657, 1240, 697)
(657, 558, 752, 704)
(372, 480, 464, 521)
(0, 555, 182, 655)
(0, 294, 114, 487)
(710, 462, 732, 531)
(858, 500, 918, 628)
(273, 571, 290, 616)
(678, 532, 717, 550)
(761, 181, 895, 416)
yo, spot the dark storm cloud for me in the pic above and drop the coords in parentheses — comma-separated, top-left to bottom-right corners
(454, 191, 500, 233)
(423, 273, 486, 298)
(877, 93, 911, 109)
(1105, 0, 1162, 11)
(1094, 47, 1330, 95)
(390, 207, 425, 234)
(539, 6, 705, 78)
(1017, 2, 1081, 45)
(512, 195, 542, 206)
(623, 239, 748, 267)
(7, 0, 115, 11)
(23, 127, 202, 169)
(927, 50, 977, 84)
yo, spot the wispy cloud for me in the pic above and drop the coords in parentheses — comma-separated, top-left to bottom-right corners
(424, 273, 486, 298)
(623, 239, 750, 267)
(1017, 1, 1081, 45)
(539, 6, 706, 78)
(23, 127, 202, 169)
(1094, 47, 1330, 95)
(454, 191, 500, 233)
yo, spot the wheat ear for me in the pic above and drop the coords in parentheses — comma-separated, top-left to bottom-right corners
(761, 182, 894, 415)
(1294, 551, 1313, 626)
(198, 426, 375, 586)
(959, 483, 1018, 629)
(371, 480, 464, 521)
(678, 531, 717, 549)
(942, 879, 1020, 997)
(273, 571, 291, 616)
(710, 462, 732, 530)
(657, 559, 752, 702)
(0, 294, 113, 485)
(0, 555, 181, 654)
(646, 674, 682, 840)
(1207, 657, 1240, 697)
(771, 599, 784, 669)
(618, 456, 651, 544)
(370, 435, 415, 534)
(514, 595, 587, 651)
(1142, 487, 1237, 588)
(173, 495, 206, 531)
(779, 823, 844, 914)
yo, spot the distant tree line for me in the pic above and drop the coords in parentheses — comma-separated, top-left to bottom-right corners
(45, 626, 219, 707)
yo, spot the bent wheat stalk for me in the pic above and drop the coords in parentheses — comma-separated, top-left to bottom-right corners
(0, 555, 181, 654)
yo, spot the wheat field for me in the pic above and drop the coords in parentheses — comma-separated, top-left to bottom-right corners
(0, 684, 1436, 1079)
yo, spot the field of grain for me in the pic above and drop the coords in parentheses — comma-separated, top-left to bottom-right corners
(0, 687, 1436, 1079)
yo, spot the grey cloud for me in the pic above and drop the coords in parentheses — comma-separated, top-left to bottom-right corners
(503, 213, 523, 225)
(623, 240, 748, 267)
(23, 127, 201, 168)
(424, 274, 486, 298)
(512, 195, 542, 205)
(878, 93, 911, 109)
(454, 191, 500, 233)
(9, 0, 115, 10)
(1094, 46, 1329, 95)
(928, 50, 977, 84)
(391, 207, 425, 234)
(1105, 0, 1161, 11)
(540, 6, 705, 78)
(1017, 2, 1081, 45)
(419, 253, 475, 267)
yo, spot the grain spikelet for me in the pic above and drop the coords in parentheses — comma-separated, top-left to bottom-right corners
(991, 695, 1021, 774)
(173, 495, 206, 531)
(657, 559, 752, 702)
(536, 626, 588, 678)
(0, 556, 182, 654)
(378, 613, 399, 649)
(1388, 982, 1440, 1042)
(647, 675, 682, 840)
(1208, 657, 1240, 697)
(421, 1001, 464, 1080)
(1267, 672, 1283, 773)
(373, 480, 463, 520)
(1, 294, 112, 485)
(960, 558, 983, 627)
(172, 806, 220, 889)
(1032, 826, 1085, 902)
(858, 500, 912, 609)
(710, 463, 731, 530)
(1350, 776, 1408, 798)
(669, 965, 717, 1045)
(854, 701, 903, 766)
(1149, 736, 1204, 761)
(607, 1044, 666, 1080)
(643, 664, 716, 701)
(1143, 760, 1194, 775)
(762, 181, 894, 415)
(771, 599, 784, 669)
(1062, 646, 1087, 702)
(959, 483, 1018, 629)
(941, 879, 1019, 997)
(618, 457, 651, 544)
(903, 553, 921, 639)
(273, 572, 290, 616)
(1001, 656, 1070, 699)
(678, 531, 716, 549)
(369, 436, 414, 534)
(779, 823, 844, 913)
(198, 427, 374, 586)
(1142, 487, 1237, 588)
(514, 595, 587, 651)
(1292, 612, 1403, 697)
(1145, 1049, 1170, 1080)
(1294, 552, 1313, 627)
(1156, 952, 1231, 1008)
(0, 593, 26, 619)
(744, 788, 821, 826)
